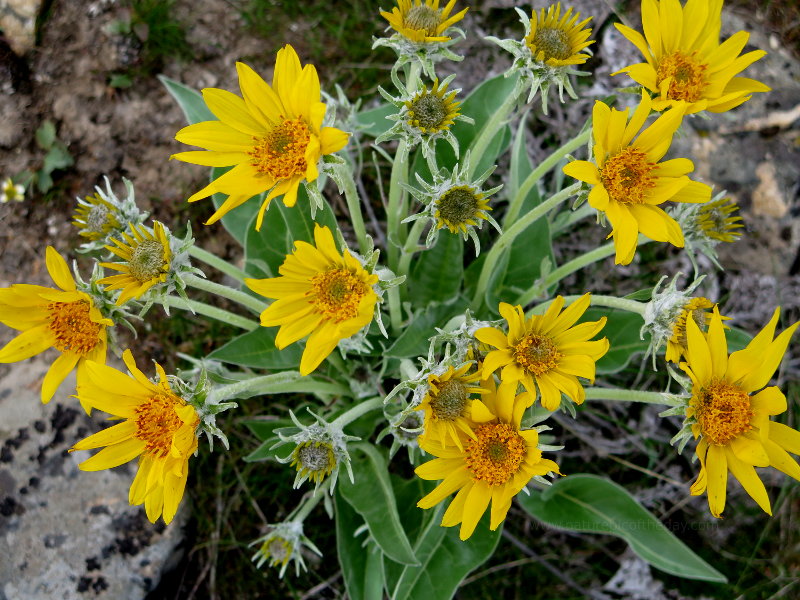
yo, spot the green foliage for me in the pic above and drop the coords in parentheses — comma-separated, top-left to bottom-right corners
(16, 120, 74, 195)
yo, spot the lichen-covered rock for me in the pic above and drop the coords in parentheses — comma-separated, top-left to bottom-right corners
(0, 0, 43, 55)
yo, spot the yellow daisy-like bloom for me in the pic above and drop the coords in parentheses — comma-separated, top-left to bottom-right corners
(381, 0, 468, 44)
(418, 364, 487, 449)
(416, 377, 561, 540)
(434, 184, 492, 235)
(475, 295, 609, 411)
(666, 297, 715, 363)
(696, 197, 743, 243)
(0, 246, 111, 404)
(71, 349, 200, 525)
(72, 192, 121, 241)
(245, 224, 379, 375)
(614, 0, 769, 114)
(405, 78, 461, 135)
(172, 45, 349, 230)
(563, 92, 712, 265)
(290, 441, 336, 484)
(524, 2, 594, 67)
(681, 307, 800, 517)
(98, 222, 171, 306)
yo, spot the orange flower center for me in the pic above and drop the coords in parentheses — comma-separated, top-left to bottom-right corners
(513, 333, 560, 376)
(656, 51, 708, 103)
(696, 381, 753, 445)
(428, 379, 469, 421)
(529, 27, 572, 61)
(249, 118, 310, 180)
(48, 300, 102, 355)
(135, 394, 191, 457)
(464, 423, 526, 486)
(404, 4, 440, 35)
(600, 147, 657, 204)
(309, 267, 369, 323)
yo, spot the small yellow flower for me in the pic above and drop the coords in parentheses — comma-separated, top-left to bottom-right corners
(0, 177, 25, 203)
(72, 192, 121, 241)
(614, 0, 769, 114)
(695, 197, 743, 243)
(98, 222, 171, 305)
(245, 224, 379, 375)
(666, 297, 715, 363)
(563, 92, 712, 264)
(475, 295, 608, 411)
(434, 184, 492, 235)
(418, 364, 487, 449)
(681, 307, 800, 517)
(0, 247, 111, 404)
(71, 349, 200, 524)
(172, 45, 349, 230)
(290, 441, 336, 484)
(381, 0, 468, 44)
(405, 78, 462, 135)
(524, 3, 594, 67)
(416, 378, 560, 540)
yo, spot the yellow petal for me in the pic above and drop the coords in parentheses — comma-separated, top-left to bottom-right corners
(725, 448, 771, 515)
(0, 324, 54, 363)
(72, 419, 137, 451)
(769, 421, 800, 456)
(45, 246, 76, 291)
(460, 483, 491, 540)
(41, 352, 79, 404)
(705, 443, 728, 518)
(201, 87, 264, 136)
(78, 437, 145, 471)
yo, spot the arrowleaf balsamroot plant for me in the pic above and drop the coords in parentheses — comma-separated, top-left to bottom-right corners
(2, 1, 797, 596)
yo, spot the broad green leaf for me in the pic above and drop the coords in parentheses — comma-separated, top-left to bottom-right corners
(518, 474, 727, 582)
(243, 186, 338, 279)
(583, 308, 648, 374)
(208, 327, 302, 370)
(385, 300, 467, 358)
(726, 327, 752, 352)
(339, 445, 419, 566)
(357, 102, 395, 138)
(43, 144, 74, 172)
(334, 491, 387, 600)
(35, 120, 56, 149)
(241, 418, 294, 462)
(407, 232, 464, 307)
(159, 75, 215, 125)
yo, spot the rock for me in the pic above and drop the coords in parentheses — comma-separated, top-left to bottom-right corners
(0, 355, 186, 600)
(0, 0, 43, 55)
(752, 161, 789, 218)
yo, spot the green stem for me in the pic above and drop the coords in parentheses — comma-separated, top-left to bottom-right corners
(184, 274, 266, 315)
(387, 285, 403, 331)
(331, 396, 384, 428)
(466, 78, 523, 181)
(335, 163, 369, 254)
(504, 128, 591, 228)
(291, 485, 327, 522)
(584, 387, 670, 405)
(527, 294, 646, 317)
(550, 202, 593, 236)
(397, 218, 428, 278)
(386, 142, 410, 270)
(207, 372, 351, 405)
(188, 245, 249, 283)
(470, 182, 579, 312)
(162, 296, 259, 330)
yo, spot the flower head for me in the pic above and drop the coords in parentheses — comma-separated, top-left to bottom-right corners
(0, 246, 112, 404)
(563, 93, 712, 264)
(416, 378, 560, 539)
(172, 45, 349, 230)
(245, 224, 379, 375)
(614, 0, 770, 114)
(70, 349, 200, 524)
(486, 4, 594, 112)
(251, 520, 321, 577)
(671, 192, 743, 272)
(381, 0, 468, 44)
(475, 295, 608, 411)
(71, 177, 148, 253)
(0, 177, 25, 203)
(673, 307, 800, 517)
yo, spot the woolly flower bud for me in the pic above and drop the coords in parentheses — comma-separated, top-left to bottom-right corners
(251, 521, 321, 578)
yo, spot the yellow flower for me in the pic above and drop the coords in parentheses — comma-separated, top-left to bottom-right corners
(71, 349, 200, 524)
(666, 297, 714, 363)
(563, 92, 711, 265)
(98, 222, 171, 305)
(434, 184, 492, 235)
(475, 295, 608, 411)
(72, 192, 121, 241)
(0, 246, 111, 404)
(695, 197, 743, 243)
(614, 0, 769, 114)
(418, 364, 487, 449)
(681, 307, 800, 517)
(416, 378, 560, 540)
(172, 45, 349, 230)
(381, 0, 468, 44)
(405, 78, 462, 135)
(524, 2, 594, 67)
(290, 441, 337, 485)
(245, 225, 379, 375)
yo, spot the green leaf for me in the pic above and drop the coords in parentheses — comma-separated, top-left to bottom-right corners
(35, 121, 56, 150)
(407, 232, 463, 307)
(583, 308, 648, 374)
(726, 327, 752, 352)
(241, 418, 294, 462)
(518, 474, 727, 582)
(43, 144, 74, 172)
(385, 300, 466, 358)
(357, 102, 395, 138)
(158, 75, 215, 125)
(109, 73, 133, 88)
(208, 327, 302, 370)
(339, 445, 419, 566)
(243, 186, 337, 279)
(335, 491, 387, 600)
(36, 171, 53, 193)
